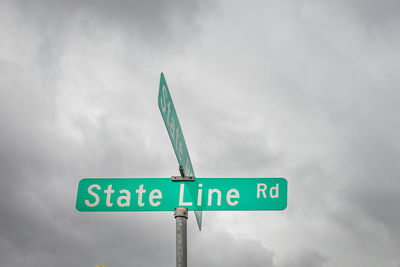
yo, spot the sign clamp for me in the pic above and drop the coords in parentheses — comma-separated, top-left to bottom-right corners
(172, 165, 195, 181)
(171, 176, 195, 181)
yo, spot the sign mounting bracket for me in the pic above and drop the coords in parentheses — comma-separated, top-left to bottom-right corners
(171, 176, 196, 181)
(173, 165, 195, 181)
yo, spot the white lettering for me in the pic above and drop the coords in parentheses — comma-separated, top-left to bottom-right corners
(175, 127, 180, 152)
(197, 184, 203, 206)
(167, 101, 171, 125)
(117, 189, 131, 207)
(136, 184, 146, 207)
(85, 184, 100, 207)
(178, 142, 183, 161)
(104, 185, 115, 207)
(270, 184, 279, 198)
(226, 189, 239, 206)
(149, 189, 162, 207)
(208, 189, 221, 206)
(160, 85, 167, 113)
(179, 184, 193, 206)
(170, 116, 175, 140)
(257, 183, 267, 198)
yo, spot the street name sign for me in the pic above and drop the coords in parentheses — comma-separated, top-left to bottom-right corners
(158, 73, 195, 178)
(76, 178, 287, 211)
(76, 73, 288, 267)
(158, 73, 203, 229)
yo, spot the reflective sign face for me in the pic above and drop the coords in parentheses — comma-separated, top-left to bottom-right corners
(76, 178, 287, 211)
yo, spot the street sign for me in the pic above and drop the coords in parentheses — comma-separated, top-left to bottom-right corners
(76, 73, 288, 267)
(158, 73, 194, 177)
(158, 73, 203, 229)
(76, 178, 287, 211)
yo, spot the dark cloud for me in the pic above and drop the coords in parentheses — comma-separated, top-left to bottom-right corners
(344, 0, 400, 26)
(12, 0, 211, 49)
(1, 0, 399, 266)
(0, 1, 213, 267)
(171, 1, 400, 265)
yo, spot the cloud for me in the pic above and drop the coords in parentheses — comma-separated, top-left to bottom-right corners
(0, 1, 213, 267)
(277, 249, 326, 267)
(1, 0, 399, 267)
(191, 230, 274, 267)
(342, 0, 400, 27)
(11, 0, 212, 50)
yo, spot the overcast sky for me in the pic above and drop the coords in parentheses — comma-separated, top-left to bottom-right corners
(1, 0, 399, 266)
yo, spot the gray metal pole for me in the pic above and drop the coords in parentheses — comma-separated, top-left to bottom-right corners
(174, 208, 188, 267)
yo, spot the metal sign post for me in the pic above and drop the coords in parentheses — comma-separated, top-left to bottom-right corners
(174, 207, 188, 267)
(172, 169, 194, 267)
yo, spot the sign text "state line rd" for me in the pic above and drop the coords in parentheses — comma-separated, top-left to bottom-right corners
(76, 178, 287, 211)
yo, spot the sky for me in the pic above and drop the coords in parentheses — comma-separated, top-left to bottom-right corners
(1, 0, 399, 266)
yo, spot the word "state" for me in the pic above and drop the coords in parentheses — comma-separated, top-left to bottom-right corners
(158, 74, 194, 176)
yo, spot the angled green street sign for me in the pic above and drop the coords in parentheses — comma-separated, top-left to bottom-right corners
(158, 73, 203, 230)
(76, 178, 287, 211)
(158, 73, 194, 177)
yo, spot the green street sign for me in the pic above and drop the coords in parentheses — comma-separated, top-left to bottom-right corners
(158, 73, 194, 177)
(158, 73, 203, 229)
(76, 178, 287, 211)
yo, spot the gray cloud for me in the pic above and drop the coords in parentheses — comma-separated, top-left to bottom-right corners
(278, 249, 326, 267)
(343, 0, 400, 26)
(0, 1, 212, 267)
(1, 0, 399, 267)
(12, 0, 210, 44)
(191, 230, 274, 267)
